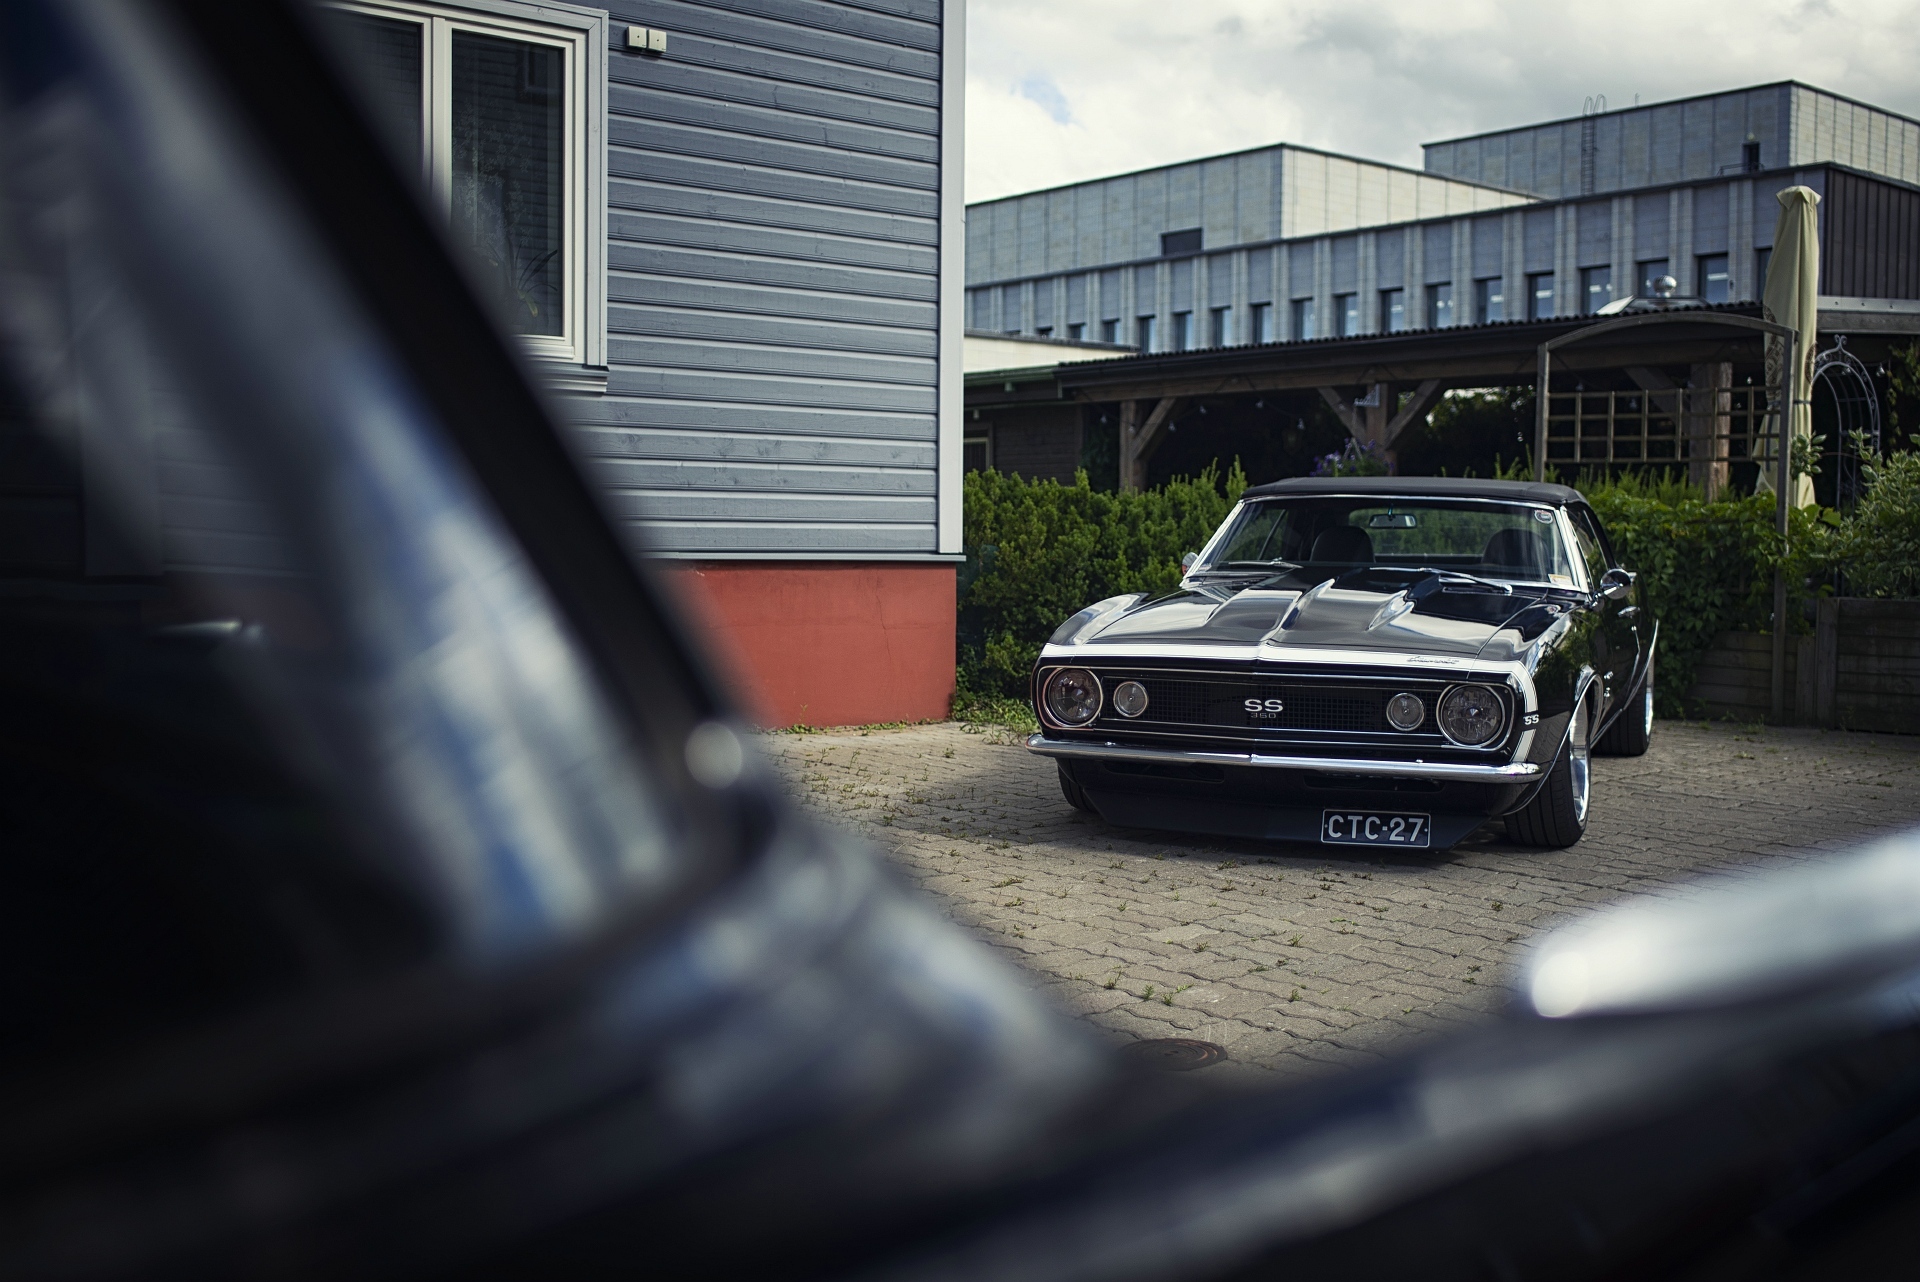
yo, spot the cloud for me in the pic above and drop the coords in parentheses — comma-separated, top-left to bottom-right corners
(965, 0, 1920, 203)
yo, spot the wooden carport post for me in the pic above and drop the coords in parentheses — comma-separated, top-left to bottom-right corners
(1536, 313, 1798, 720)
(1118, 396, 1181, 491)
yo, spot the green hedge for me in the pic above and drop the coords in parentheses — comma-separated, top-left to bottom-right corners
(1821, 442, 1920, 598)
(1580, 475, 1829, 717)
(958, 463, 1245, 697)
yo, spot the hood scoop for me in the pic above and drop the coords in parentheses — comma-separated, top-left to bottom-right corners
(1276, 578, 1335, 632)
(1368, 590, 1415, 632)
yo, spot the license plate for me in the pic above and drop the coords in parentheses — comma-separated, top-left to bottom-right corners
(1321, 809, 1431, 848)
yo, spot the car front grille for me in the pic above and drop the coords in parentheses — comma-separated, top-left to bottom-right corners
(1105, 676, 1392, 734)
(1082, 669, 1484, 746)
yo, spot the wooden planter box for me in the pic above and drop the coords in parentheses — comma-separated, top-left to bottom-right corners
(1806, 598, 1920, 732)
(1686, 631, 1805, 723)
(1683, 599, 1920, 731)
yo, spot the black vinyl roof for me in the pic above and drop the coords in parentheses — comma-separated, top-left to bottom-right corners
(1240, 476, 1584, 505)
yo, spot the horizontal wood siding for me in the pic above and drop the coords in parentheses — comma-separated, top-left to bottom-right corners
(1697, 602, 1920, 731)
(1816, 598, 1920, 731)
(1685, 630, 1804, 722)
(587, 0, 945, 555)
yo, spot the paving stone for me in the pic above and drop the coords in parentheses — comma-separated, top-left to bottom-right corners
(762, 720, 1920, 1084)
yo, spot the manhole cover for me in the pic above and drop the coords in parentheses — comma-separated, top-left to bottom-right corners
(1119, 1038, 1227, 1071)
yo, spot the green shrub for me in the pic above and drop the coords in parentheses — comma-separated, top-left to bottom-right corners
(1582, 472, 1830, 717)
(958, 463, 1246, 698)
(1824, 439, 1920, 598)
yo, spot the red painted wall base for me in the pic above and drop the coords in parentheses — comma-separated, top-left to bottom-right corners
(662, 561, 957, 729)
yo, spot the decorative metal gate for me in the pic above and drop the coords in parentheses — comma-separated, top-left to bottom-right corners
(1811, 335, 1883, 510)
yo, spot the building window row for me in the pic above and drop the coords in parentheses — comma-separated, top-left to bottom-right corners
(971, 245, 1761, 345)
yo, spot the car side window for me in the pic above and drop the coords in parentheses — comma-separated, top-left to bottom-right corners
(1567, 509, 1609, 587)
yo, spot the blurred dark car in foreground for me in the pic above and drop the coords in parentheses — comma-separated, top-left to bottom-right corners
(3, 3, 1920, 1279)
(1029, 477, 1654, 852)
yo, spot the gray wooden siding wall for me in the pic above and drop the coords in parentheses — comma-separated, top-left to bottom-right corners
(967, 168, 1864, 351)
(575, 0, 946, 556)
(1424, 84, 1920, 200)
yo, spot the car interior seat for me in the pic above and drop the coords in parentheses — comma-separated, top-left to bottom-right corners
(1309, 525, 1374, 565)
(1482, 527, 1545, 576)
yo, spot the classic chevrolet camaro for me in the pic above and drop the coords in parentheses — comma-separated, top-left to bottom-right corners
(1028, 477, 1654, 851)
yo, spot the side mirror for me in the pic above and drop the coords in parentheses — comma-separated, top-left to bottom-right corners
(1600, 567, 1635, 601)
(1181, 551, 1199, 571)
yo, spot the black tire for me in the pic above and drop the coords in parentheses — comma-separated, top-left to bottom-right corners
(1596, 658, 1654, 757)
(1507, 696, 1592, 849)
(1058, 761, 1094, 813)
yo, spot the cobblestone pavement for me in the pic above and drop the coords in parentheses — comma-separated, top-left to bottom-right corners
(762, 720, 1920, 1084)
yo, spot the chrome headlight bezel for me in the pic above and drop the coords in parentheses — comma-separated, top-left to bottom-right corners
(1042, 667, 1103, 727)
(1111, 680, 1149, 718)
(1385, 691, 1426, 732)
(1436, 683, 1506, 747)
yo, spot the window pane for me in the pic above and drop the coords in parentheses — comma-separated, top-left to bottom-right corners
(1528, 273, 1554, 320)
(451, 32, 564, 337)
(1381, 288, 1406, 332)
(1698, 254, 1730, 304)
(317, 11, 423, 178)
(1250, 302, 1271, 343)
(1581, 266, 1611, 314)
(1427, 282, 1453, 328)
(1476, 278, 1503, 324)
(1336, 293, 1358, 336)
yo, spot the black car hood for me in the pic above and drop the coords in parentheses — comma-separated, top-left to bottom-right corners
(1078, 570, 1570, 662)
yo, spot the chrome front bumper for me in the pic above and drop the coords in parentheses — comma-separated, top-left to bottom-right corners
(1027, 734, 1542, 782)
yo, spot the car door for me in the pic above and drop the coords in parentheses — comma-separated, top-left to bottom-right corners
(1568, 504, 1641, 716)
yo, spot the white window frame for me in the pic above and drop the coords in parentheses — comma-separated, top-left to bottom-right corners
(327, 0, 607, 381)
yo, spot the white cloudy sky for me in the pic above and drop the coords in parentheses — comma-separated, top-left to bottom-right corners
(964, 0, 1920, 203)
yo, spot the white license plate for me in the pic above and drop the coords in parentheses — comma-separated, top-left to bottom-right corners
(1321, 809, 1431, 848)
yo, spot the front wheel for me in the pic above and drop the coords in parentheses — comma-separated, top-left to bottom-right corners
(1058, 762, 1094, 813)
(1507, 696, 1592, 848)
(1595, 659, 1653, 757)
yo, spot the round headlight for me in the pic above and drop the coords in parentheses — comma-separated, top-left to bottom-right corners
(1112, 680, 1149, 718)
(1437, 684, 1505, 746)
(1044, 668, 1102, 726)
(1385, 692, 1425, 731)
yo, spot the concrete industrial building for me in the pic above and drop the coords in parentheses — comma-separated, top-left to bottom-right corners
(963, 81, 1920, 490)
(969, 83, 1920, 353)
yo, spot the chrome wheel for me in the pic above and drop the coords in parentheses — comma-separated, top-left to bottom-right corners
(1569, 696, 1592, 826)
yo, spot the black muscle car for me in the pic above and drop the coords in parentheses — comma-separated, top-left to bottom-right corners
(1029, 477, 1654, 850)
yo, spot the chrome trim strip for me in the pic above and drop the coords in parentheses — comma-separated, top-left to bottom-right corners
(1027, 735, 1543, 781)
(1038, 640, 1531, 675)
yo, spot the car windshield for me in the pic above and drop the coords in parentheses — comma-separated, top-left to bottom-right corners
(1201, 496, 1579, 586)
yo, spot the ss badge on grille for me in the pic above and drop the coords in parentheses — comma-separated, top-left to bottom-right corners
(1244, 697, 1285, 719)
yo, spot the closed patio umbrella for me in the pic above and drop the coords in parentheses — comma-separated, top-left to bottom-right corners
(1758, 185, 1819, 508)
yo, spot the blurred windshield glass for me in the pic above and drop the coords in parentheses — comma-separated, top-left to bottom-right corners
(0, 0, 687, 1081)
